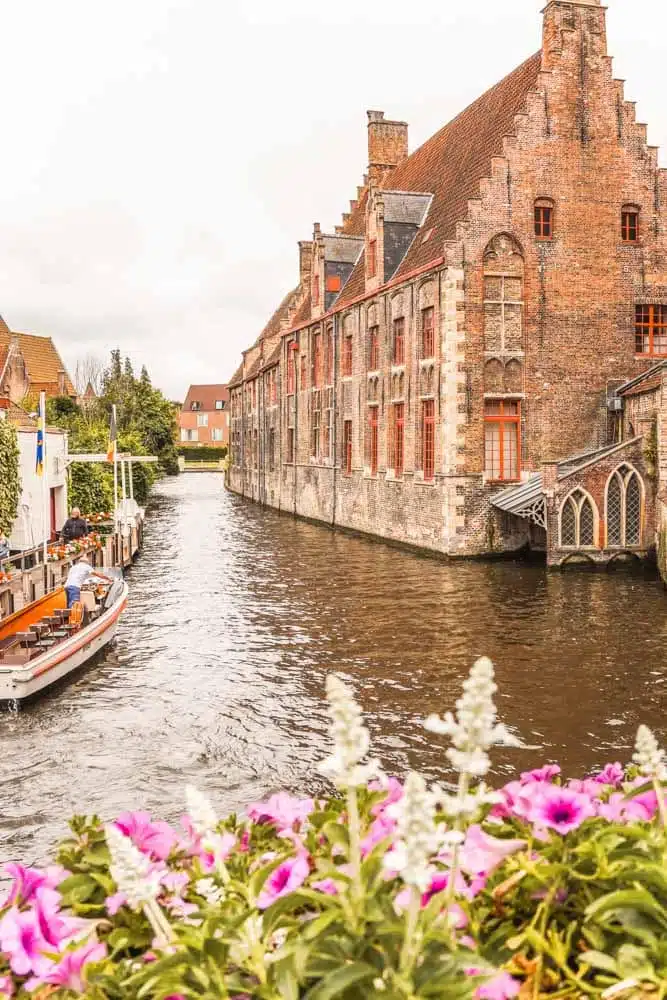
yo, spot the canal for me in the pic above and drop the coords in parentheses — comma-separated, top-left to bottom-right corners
(2, 472, 667, 864)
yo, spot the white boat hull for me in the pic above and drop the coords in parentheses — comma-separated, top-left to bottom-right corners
(0, 584, 129, 703)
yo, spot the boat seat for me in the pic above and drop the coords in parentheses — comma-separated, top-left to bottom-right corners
(63, 602, 84, 634)
(15, 631, 38, 649)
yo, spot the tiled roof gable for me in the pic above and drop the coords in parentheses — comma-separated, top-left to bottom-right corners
(0, 328, 75, 395)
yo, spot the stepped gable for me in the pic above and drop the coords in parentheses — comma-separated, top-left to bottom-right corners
(0, 327, 75, 395)
(259, 285, 300, 342)
(227, 362, 245, 388)
(335, 51, 542, 308)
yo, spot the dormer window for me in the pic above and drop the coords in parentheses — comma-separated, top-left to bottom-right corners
(215, 399, 225, 409)
(622, 205, 639, 243)
(368, 240, 377, 278)
(190, 401, 201, 411)
(534, 198, 554, 239)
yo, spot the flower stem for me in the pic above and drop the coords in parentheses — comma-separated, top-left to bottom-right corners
(653, 777, 667, 828)
(347, 787, 362, 906)
(143, 899, 173, 947)
(400, 887, 420, 979)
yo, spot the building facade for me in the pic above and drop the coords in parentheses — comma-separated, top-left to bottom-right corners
(0, 321, 76, 402)
(0, 399, 68, 552)
(227, 0, 667, 569)
(179, 385, 230, 447)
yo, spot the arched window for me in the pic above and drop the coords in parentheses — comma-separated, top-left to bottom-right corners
(559, 489, 597, 548)
(534, 198, 554, 239)
(605, 465, 644, 548)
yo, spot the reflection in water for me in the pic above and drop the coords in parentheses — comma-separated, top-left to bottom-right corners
(2, 473, 666, 864)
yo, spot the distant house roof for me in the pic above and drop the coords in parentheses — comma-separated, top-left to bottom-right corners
(618, 361, 667, 397)
(181, 384, 230, 412)
(0, 327, 76, 396)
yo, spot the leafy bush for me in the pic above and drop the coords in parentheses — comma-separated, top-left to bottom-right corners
(0, 418, 20, 537)
(178, 445, 228, 461)
(1, 663, 666, 999)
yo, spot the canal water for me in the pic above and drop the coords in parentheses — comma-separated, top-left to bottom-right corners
(2, 472, 666, 865)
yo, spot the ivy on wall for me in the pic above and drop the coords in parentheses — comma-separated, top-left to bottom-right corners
(0, 419, 21, 537)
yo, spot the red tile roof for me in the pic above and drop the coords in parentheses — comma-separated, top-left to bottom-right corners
(227, 363, 244, 389)
(182, 384, 229, 412)
(335, 52, 542, 310)
(0, 328, 76, 396)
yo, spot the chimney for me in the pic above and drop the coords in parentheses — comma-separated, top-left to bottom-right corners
(9, 334, 19, 351)
(367, 110, 408, 185)
(298, 241, 313, 284)
(58, 369, 66, 394)
(542, 0, 606, 73)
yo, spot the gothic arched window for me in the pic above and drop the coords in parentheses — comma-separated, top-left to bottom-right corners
(606, 465, 644, 548)
(559, 489, 598, 548)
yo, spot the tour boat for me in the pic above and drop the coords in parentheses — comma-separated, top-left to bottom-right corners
(0, 571, 128, 703)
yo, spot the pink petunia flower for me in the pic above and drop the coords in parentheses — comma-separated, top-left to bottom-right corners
(105, 891, 127, 916)
(34, 938, 106, 993)
(369, 776, 404, 816)
(311, 878, 340, 896)
(256, 855, 310, 909)
(459, 826, 526, 878)
(360, 813, 396, 858)
(0, 907, 52, 978)
(0, 975, 13, 998)
(1, 863, 62, 908)
(247, 792, 314, 831)
(491, 781, 538, 822)
(593, 762, 625, 787)
(115, 811, 177, 861)
(476, 971, 521, 1000)
(520, 764, 561, 784)
(530, 786, 595, 835)
(598, 790, 657, 823)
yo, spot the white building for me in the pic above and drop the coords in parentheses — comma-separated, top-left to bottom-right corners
(0, 400, 68, 551)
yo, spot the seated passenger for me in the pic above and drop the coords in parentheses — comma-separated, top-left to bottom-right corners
(64, 555, 112, 609)
(61, 507, 89, 543)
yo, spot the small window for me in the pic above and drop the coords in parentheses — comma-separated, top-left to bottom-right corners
(215, 399, 224, 409)
(422, 399, 435, 480)
(368, 239, 377, 278)
(311, 331, 322, 387)
(326, 274, 342, 293)
(268, 428, 275, 472)
(393, 317, 405, 365)
(343, 420, 353, 475)
(325, 326, 334, 384)
(287, 426, 295, 464)
(197, 413, 208, 427)
(534, 199, 554, 239)
(368, 325, 379, 370)
(390, 402, 404, 476)
(190, 401, 201, 411)
(622, 206, 639, 243)
(484, 399, 520, 481)
(211, 427, 223, 441)
(635, 304, 667, 356)
(300, 354, 306, 387)
(421, 307, 435, 358)
(342, 334, 353, 377)
(287, 342, 297, 394)
(311, 408, 320, 458)
(368, 406, 378, 474)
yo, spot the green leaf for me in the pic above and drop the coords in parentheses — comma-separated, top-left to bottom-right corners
(585, 887, 667, 928)
(322, 821, 350, 851)
(305, 961, 376, 999)
(579, 950, 619, 975)
(616, 943, 657, 982)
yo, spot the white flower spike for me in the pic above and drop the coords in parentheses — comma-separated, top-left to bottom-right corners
(319, 673, 381, 789)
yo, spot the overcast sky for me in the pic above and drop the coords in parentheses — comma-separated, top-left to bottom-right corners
(0, 0, 664, 400)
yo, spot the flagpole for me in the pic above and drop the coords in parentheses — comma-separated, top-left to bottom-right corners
(112, 404, 118, 529)
(40, 391, 49, 568)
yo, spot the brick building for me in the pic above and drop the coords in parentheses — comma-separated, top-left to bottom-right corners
(180, 384, 230, 447)
(0, 320, 76, 403)
(227, 0, 667, 570)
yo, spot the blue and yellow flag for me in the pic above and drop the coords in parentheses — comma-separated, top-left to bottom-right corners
(35, 393, 45, 477)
